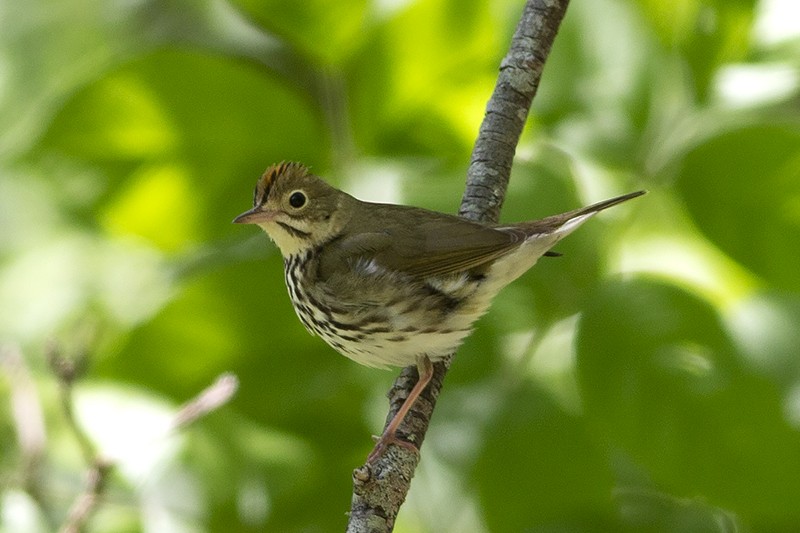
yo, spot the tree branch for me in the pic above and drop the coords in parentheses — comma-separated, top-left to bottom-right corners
(346, 1, 571, 531)
(461, 0, 570, 225)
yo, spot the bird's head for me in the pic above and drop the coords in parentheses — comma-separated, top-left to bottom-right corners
(234, 162, 353, 256)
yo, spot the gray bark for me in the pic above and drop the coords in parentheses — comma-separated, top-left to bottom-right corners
(346, 1, 571, 531)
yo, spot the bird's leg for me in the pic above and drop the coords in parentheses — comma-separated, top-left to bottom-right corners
(367, 355, 434, 463)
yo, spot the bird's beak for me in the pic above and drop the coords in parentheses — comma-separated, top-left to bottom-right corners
(233, 207, 273, 224)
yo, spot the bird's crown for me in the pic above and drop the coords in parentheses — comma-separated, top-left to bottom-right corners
(253, 161, 310, 208)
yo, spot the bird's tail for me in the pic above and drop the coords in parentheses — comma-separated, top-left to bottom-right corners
(485, 190, 646, 289)
(518, 190, 647, 238)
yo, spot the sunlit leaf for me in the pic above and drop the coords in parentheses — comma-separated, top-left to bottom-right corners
(677, 123, 800, 291)
(728, 291, 800, 390)
(349, 0, 502, 158)
(101, 164, 198, 251)
(230, 0, 370, 65)
(633, 0, 756, 98)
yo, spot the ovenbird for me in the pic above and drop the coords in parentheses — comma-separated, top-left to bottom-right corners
(234, 162, 644, 460)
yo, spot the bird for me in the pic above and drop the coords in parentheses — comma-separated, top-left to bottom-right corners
(234, 162, 644, 461)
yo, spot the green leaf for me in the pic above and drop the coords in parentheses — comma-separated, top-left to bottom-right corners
(577, 278, 800, 525)
(40, 48, 327, 246)
(729, 291, 800, 389)
(677, 123, 800, 291)
(230, 0, 370, 65)
(348, 0, 502, 158)
(633, 0, 756, 99)
(42, 49, 324, 164)
(472, 384, 616, 531)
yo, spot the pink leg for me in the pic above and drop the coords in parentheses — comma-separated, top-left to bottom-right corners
(367, 356, 434, 463)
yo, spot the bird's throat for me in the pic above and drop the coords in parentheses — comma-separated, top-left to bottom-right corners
(259, 221, 313, 257)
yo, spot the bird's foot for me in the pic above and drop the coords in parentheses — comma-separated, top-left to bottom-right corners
(368, 431, 419, 463)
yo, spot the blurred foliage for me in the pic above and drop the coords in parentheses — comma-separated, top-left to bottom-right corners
(1, 0, 800, 532)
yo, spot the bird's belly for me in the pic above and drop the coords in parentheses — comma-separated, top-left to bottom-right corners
(322, 324, 472, 368)
(291, 294, 484, 368)
(287, 267, 492, 368)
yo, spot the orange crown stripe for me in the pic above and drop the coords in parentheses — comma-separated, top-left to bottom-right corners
(253, 161, 309, 207)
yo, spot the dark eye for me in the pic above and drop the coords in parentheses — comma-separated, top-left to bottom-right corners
(288, 191, 306, 208)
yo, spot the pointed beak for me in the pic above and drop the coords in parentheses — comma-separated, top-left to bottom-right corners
(232, 207, 272, 224)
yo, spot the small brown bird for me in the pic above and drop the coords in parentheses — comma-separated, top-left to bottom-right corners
(234, 162, 644, 460)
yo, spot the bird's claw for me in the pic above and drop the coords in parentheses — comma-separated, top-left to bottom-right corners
(367, 432, 419, 463)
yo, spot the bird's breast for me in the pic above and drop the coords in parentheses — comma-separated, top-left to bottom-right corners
(282, 252, 493, 368)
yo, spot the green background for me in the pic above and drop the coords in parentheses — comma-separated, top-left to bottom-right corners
(2, 0, 800, 531)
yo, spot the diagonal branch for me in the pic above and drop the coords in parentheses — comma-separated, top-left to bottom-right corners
(346, 1, 571, 531)
(461, 0, 570, 225)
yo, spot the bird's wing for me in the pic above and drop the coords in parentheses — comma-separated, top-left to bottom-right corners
(319, 206, 525, 280)
(318, 190, 646, 281)
(380, 216, 526, 277)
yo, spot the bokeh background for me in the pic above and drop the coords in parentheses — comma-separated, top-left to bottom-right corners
(2, 0, 800, 531)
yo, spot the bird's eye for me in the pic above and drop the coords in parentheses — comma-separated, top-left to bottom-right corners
(288, 191, 306, 208)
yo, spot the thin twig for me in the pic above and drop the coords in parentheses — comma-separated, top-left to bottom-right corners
(47, 342, 96, 463)
(59, 459, 113, 533)
(49, 335, 239, 533)
(2, 344, 49, 516)
(47, 341, 113, 533)
(172, 372, 239, 430)
(346, 1, 571, 531)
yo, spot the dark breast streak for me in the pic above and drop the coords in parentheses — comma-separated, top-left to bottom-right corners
(284, 251, 321, 335)
(283, 248, 483, 364)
